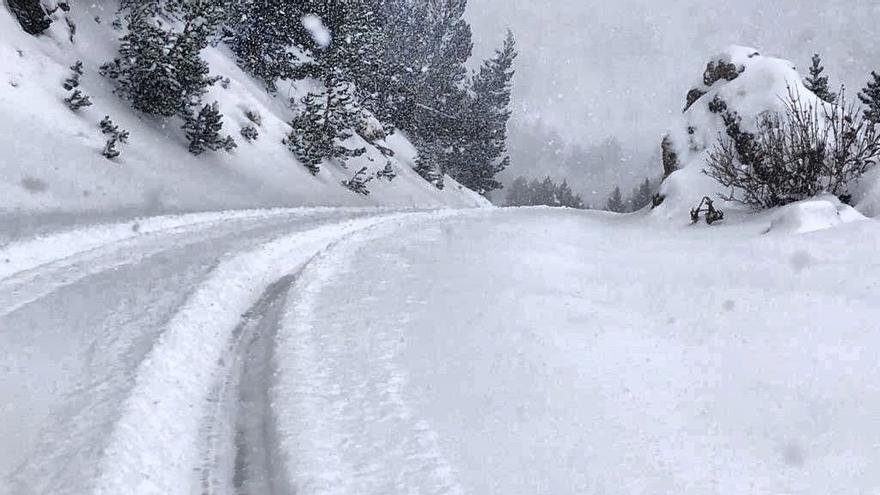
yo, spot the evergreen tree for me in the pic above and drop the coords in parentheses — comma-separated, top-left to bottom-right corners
(455, 30, 517, 195)
(288, 84, 367, 174)
(376, 161, 397, 181)
(629, 178, 655, 211)
(505, 176, 531, 206)
(64, 89, 93, 110)
(240, 125, 259, 142)
(184, 101, 233, 155)
(606, 186, 626, 213)
(102, 1, 222, 117)
(8, 0, 52, 35)
(804, 53, 837, 103)
(859, 71, 880, 124)
(63, 61, 83, 91)
(342, 166, 374, 195)
(226, 0, 304, 90)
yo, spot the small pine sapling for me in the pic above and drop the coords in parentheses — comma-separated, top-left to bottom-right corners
(63, 60, 83, 90)
(342, 167, 374, 195)
(64, 89, 92, 110)
(184, 102, 228, 155)
(244, 109, 262, 127)
(375, 161, 397, 182)
(102, 138, 120, 159)
(240, 125, 259, 142)
(99, 115, 129, 159)
(222, 135, 238, 152)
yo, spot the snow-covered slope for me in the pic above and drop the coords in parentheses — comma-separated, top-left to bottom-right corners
(0, 4, 489, 217)
(652, 46, 880, 221)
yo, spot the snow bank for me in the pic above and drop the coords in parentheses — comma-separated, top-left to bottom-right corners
(0, 5, 488, 217)
(766, 195, 867, 235)
(652, 46, 880, 223)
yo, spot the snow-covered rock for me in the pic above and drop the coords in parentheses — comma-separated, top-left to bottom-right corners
(652, 45, 880, 223)
(0, 4, 488, 217)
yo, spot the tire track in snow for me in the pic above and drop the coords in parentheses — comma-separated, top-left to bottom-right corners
(89, 213, 413, 495)
(197, 273, 297, 495)
(273, 211, 470, 495)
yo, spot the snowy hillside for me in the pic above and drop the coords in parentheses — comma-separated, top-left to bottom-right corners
(653, 46, 880, 221)
(0, 4, 489, 216)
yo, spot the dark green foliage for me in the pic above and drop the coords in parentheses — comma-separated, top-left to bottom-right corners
(288, 85, 367, 174)
(342, 166, 374, 195)
(184, 102, 234, 155)
(240, 125, 259, 142)
(100, 115, 130, 143)
(64, 89, 93, 110)
(102, 138, 121, 159)
(804, 53, 837, 104)
(453, 30, 517, 196)
(504, 176, 586, 209)
(376, 161, 397, 182)
(102, 1, 222, 117)
(225, 0, 305, 90)
(605, 186, 626, 213)
(628, 178, 656, 211)
(63, 61, 83, 91)
(8, 0, 51, 35)
(858, 71, 880, 124)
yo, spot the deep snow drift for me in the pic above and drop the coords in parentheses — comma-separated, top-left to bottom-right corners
(0, 4, 487, 218)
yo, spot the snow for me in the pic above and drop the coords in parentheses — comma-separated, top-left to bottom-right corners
(766, 195, 867, 235)
(302, 15, 331, 49)
(268, 208, 880, 494)
(3, 206, 880, 493)
(652, 45, 880, 222)
(0, 5, 488, 218)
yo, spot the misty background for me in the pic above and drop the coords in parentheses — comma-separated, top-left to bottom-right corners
(465, 0, 880, 205)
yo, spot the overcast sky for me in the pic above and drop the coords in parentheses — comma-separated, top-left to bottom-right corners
(466, 0, 880, 155)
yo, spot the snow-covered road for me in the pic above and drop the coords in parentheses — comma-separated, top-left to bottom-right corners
(2, 207, 880, 494)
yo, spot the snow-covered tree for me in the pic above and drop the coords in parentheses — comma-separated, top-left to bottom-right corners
(628, 178, 655, 211)
(342, 166, 374, 195)
(184, 101, 234, 155)
(859, 71, 880, 124)
(63, 60, 83, 91)
(804, 53, 836, 104)
(240, 125, 259, 142)
(102, 1, 222, 117)
(7, 0, 51, 34)
(605, 186, 626, 213)
(225, 0, 304, 90)
(64, 89, 93, 110)
(456, 29, 517, 195)
(288, 84, 367, 174)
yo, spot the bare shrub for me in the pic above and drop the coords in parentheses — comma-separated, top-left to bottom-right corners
(704, 87, 880, 208)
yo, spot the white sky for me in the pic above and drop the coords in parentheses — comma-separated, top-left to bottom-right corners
(466, 0, 880, 153)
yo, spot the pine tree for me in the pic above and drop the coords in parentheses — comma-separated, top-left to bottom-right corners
(288, 84, 367, 174)
(184, 101, 232, 155)
(505, 177, 531, 206)
(456, 30, 517, 195)
(240, 125, 259, 142)
(226, 0, 304, 90)
(606, 186, 626, 213)
(64, 89, 93, 110)
(859, 71, 880, 124)
(8, 0, 52, 34)
(629, 178, 654, 211)
(102, 1, 222, 117)
(376, 161, 397, 181)
(63, 60, 83, 90)
(102, 138, 121, 159)
(342, 166, 374, 195)
(804, 53, 837, 103)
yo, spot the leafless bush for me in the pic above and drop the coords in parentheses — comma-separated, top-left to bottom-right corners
(704, 87, 880, 208)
